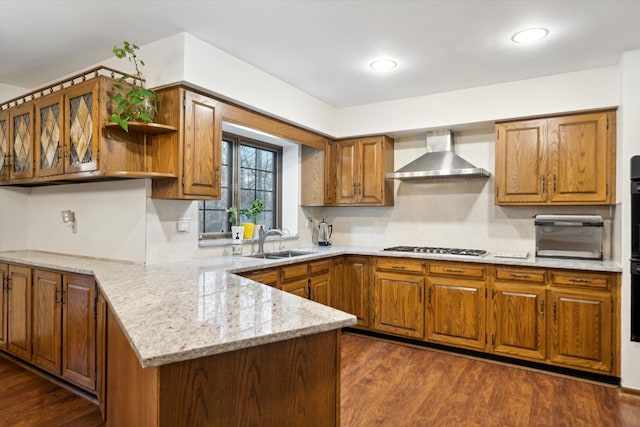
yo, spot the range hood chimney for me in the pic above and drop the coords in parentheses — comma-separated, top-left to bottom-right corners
(386, 130, 490, 180)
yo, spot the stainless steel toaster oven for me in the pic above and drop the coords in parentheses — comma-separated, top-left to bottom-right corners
(534, 215, 603, 260)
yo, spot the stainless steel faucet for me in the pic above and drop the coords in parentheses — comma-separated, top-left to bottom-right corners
(257, 226, 286, 254)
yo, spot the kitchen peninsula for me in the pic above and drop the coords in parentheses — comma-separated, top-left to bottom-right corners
(0, 250, 356, 427)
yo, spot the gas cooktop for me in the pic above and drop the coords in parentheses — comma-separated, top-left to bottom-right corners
(383, 246, 487, 257)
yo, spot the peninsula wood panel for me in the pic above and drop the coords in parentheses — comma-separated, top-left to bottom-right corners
(32, 269, 63, 375)
(106, 306, 341, 427)
(6, 264, 32, 361)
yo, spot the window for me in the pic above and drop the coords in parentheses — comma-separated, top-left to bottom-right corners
(199, 133, 281, 238)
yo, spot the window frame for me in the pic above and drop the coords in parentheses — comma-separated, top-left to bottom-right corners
(198, 132, 283, 240)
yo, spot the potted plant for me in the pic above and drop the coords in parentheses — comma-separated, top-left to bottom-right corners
(241, 199, 264, 239)
(226, 206, 244, 241)
(109, 41, 157, 131)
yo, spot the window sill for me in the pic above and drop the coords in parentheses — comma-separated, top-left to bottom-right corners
(198, 234, 300, 248)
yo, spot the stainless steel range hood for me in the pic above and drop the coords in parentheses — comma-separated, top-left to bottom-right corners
(386, 130, 490, 180)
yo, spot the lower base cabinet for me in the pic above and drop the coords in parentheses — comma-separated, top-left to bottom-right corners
(6, 265, 32, 361)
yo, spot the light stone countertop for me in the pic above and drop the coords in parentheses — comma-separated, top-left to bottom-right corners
(0, 246, 621, 368)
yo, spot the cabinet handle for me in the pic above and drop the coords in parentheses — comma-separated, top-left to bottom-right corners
(215, 165, 220, 186)
(59, 289, 65, 306)
(568, 277, 591, 283)
(540, 299, 545, 317)
(540, 175, 545, 194)
(427, 287, 432, 304)
(553, 175, 557, 193)
(358, 182, 362, 195)
(552, 301, 557, 320)
(4, 277, 10, 291)
(510, 273, 530, 278)
(418, 287, 422, 303)
(391, 265, 406, 270)
(353, 183, 357, 195)
(444, 268, 464, 273)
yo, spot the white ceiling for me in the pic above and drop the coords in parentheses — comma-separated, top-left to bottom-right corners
(1, 0, 640, 108)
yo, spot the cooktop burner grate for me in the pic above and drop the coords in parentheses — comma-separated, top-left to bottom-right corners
(383, 246, 487, 256)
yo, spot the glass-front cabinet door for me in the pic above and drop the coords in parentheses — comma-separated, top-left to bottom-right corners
(64, 80, 99, 174)
(9, 102, 35, 180)
(0, 110, 9, 181)
(35, 93, 64, 177)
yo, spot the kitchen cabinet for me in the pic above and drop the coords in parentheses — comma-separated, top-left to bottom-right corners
(495, 110, 616, 205)
(334, 256, 371, 327)
(372, 257, 425, 339)
(9, 102, 35, 180)
(309, 259, 331, 305)
(6, 264, 32, 361)
(62, 273, 97, 392)
(300, 140, 337, 206)
(0, 110, 9, 181)
(32, 269, 63, 375)
(152, 86, 223, 199)
(426, 262, 487, 350)
(0, 72, 179, 186)
(335, 136, 394, 206)
(0, 263, 7, 349)
(490, 266, 546, 362)
(239, 268, 281, 289)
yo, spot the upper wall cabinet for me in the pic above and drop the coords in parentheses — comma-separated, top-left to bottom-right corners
(495, 110, 616, 206)
(0, 69, 179, 187)
(151, 86, 223, 200)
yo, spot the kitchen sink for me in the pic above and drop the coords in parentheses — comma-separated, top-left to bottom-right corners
(247, 250, 315, 259)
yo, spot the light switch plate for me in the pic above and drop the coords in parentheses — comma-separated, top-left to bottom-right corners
(177, 217, 190, 232)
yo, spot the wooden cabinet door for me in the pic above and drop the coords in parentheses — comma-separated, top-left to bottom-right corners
(32, 269, 63, 375)
(35, 93, 65, 177)
(491, 282, 546, 361)
(426, 276, 486, 350)
(9, 102, 35, 180)
(310, 273, 330, 305)
(7, 265, 32, 361)
(547, 112, 610, 204)
(324, 140, 336, 205)
(0, 263, 7, 349)
(183, 91, 222, 198)
(335, 138, 359, 204)
(495, 119, 547, 204)
(64, 80, 100, 174)
(62, 273, 96, 392)
(359, 137, 384, 205)
(548, 290, 612, 373)
(0, 110, 9, 181)
(373, 271, 424, 339)
(342, 256, 371, 327)
(282, 277, 309, 299)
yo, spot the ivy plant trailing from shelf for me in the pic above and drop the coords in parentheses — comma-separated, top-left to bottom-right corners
(109, 41, 158, 131)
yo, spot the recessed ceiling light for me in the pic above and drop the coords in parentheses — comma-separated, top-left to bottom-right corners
(511, 27, 549, 44)
(370, 59, 397, 71)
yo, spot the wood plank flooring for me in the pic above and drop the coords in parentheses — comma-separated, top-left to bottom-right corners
(2, 334, 640, 426)
(340, 333, 640, 426)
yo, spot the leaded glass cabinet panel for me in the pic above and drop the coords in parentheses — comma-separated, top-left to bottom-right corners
(35, 93, 64, 177)
(64, 80, 99, 174)
(9, 102, 34, 180)
(0, 110, 9, 181)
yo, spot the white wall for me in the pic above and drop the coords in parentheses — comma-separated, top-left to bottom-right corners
(0, 187, 29, 251)
(619, 50, 640, 390)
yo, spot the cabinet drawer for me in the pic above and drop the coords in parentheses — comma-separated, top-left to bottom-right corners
(281, 263, 309, 282)
(376, 257, 425, 274)
(429, 262, 485, 279)
(309, 260, 331, 276)
(243, 269, 280, 288)
(549, 270, 610, 290)
(494, 267, 545, 284)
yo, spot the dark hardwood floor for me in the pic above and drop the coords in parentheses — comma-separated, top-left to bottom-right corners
(341, 333, 640, 426)
(2, 334, 640, 426)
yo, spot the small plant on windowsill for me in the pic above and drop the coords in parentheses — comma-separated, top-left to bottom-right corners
(226, 206, 245, 241)
(241, 199, 264, 239)
(109, 41, 158, 132)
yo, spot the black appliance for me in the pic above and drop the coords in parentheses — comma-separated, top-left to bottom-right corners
(631, 156, 640, 342)
(383, 246, 487, 257)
